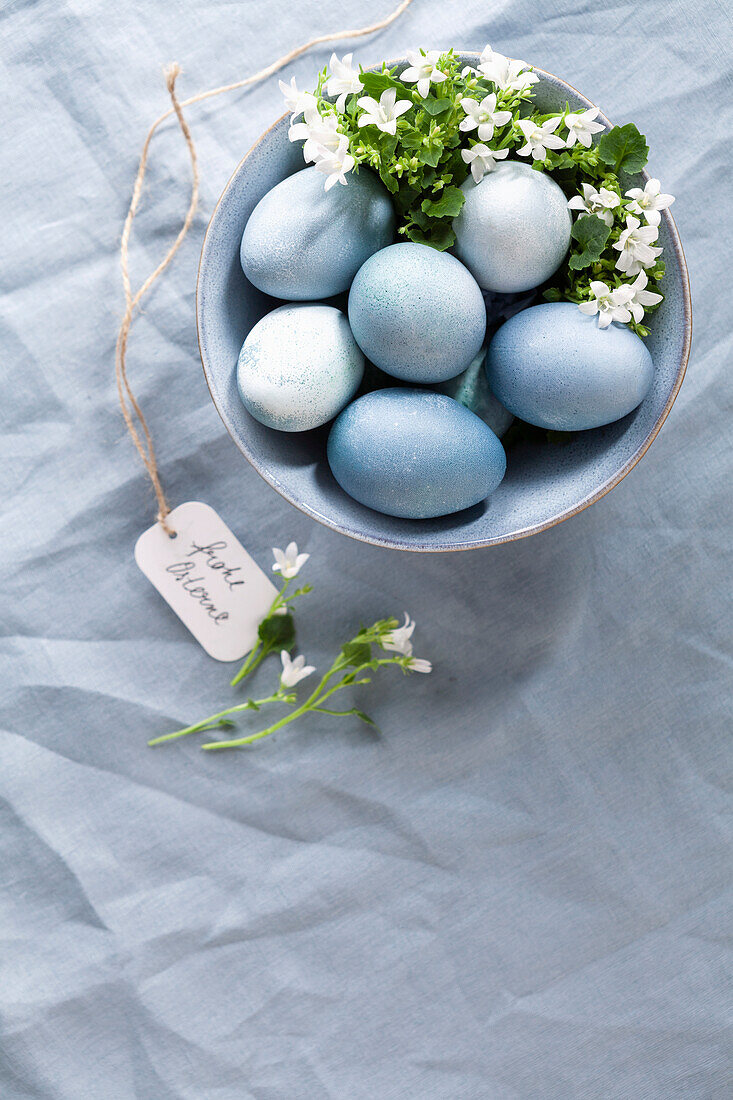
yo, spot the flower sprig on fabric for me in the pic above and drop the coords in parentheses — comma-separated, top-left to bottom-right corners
(149, 544, 431, 750)
(281, 43, 674, 336)
(229, 541, 312, 686)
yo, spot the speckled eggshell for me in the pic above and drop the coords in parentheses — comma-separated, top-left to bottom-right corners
(240, 167, 395, 300)
(347, 243, 486, 383)
(327, 389, 506, 519)
(485, 302, 655, 431)
(237, 304, 364, 432)
(435, 347, 514, 438)
(453, 161, 572, 293)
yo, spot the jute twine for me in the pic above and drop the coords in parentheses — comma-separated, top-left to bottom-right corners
(115, 0, 414, 536)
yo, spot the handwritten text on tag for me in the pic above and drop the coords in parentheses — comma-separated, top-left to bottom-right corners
(134, 501, 278, 662)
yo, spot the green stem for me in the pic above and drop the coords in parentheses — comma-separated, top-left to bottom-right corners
(313, 707, 359, 717)
(148, 692, 293, 746)
(230, 641, 263, 686)
(200, 657, 401, 750)
(230, 579, 292, 686)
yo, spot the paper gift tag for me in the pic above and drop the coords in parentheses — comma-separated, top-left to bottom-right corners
(134, 501, 278, 661)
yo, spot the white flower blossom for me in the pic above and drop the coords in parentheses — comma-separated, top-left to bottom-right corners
(314, 136, 355, 190)
(564, 107, 604, 148)
(578, 281, 634, 328)
(381, 613, 416, 656)
(626, 270, 663, 323)
(625, 178, 675, 227)
(279, 77, 317, 119)
(613, 215, 662, 275)
(479, 45, 496, 63)
(400, 49, 448, 98)
(280, 651, 316, 688)
(272, 542, 310, 579)
(478, 45, 539, 93)
(406, 657, 432, 674)
(461, 142, 509, 182)
(325, 52, 362, 111)
(357, 88, 412, 135)
(459, 92, 512, 141)
(516, 116, 566, 160)
(289, 108, 342, 163)
(567, 182, 620, 227)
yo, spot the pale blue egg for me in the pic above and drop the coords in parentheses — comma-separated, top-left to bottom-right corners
(485, 302, 655, 431)
(237, 304, 364, 432)
(327, 389, 506, 519)
(453, 161, 572, 293)
(348, 243, 486, 383)
(435, 347, 514, 438)
(240, 167, 394, 300)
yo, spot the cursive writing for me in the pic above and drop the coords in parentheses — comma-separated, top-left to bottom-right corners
(165, 561, 230, 624)
(187, 540, 245, 590)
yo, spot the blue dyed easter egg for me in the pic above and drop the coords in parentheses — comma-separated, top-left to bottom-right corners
(237, 304, 364, 432)
(485, 302, 655, 431)
(348, 243, 486, 383)
(240, 167, 395, 300)
(435, 347, 514, 438)
(453, 161, 572, 293)
(327, 389, 506, 518)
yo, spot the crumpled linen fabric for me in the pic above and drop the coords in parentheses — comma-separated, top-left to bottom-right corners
(1, 0, 731, 1096)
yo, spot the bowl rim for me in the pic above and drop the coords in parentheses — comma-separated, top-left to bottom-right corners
(197, 54, 692, 552)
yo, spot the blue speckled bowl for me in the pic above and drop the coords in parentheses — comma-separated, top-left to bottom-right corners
(197, 55, 691, 552)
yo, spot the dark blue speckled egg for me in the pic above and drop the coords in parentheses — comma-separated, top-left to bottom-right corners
(485, 302, 655, 431)
(327, 389, 506, 519)
(348, 243, 486, 383)
(240, 167, 395, 300)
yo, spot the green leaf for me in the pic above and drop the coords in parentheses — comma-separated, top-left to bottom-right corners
(568, 214, 611, 270)
(542, 287, 564, 302)
(258, 612, 295, 651)
(351, 709, 378, 729)
(399, 127, 425, 153)
(545, 150, 577, 173)
(597, 123, 649, 173)
(379, 134, 398, 161)
(378, 167, 399, 194)
(341, 641, 372, 667)
(429, 221, 458, 250)
(359, 71, 411, 101)
(407, 219, 456, 250)
(422, 96, 452, 116)
(420, 143, 444, 168)
(420, 185, 465, 218)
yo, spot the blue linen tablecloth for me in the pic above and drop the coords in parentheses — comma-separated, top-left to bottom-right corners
(1, 0, 731, 1096)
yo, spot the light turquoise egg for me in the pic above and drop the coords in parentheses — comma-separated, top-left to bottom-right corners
(240, 167, 395, 300)
(435, 347, 513, 438)
(347, 243, 486, 383)
(485, 302, 655, 431)
(453, 161, 572, 293)
(327, 389, 506, 519)
(237, 304, 364, 432)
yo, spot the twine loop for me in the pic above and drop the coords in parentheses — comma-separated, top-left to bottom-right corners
(115, 0, 413, 534)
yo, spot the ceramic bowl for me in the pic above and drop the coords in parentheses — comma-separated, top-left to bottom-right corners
(197, 54, 691, 552)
